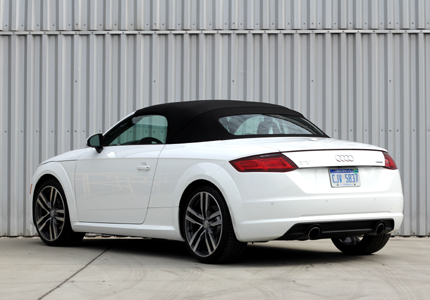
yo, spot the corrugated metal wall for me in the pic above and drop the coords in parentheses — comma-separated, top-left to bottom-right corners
(1, 0, 429, 236)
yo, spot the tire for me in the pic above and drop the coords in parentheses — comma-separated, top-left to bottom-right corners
(33, 179, 85, 246)
(182, 185, 247, 264)
(331, 234, 391, 255)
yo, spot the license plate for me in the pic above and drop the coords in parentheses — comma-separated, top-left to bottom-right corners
(329, 168, 360, 188)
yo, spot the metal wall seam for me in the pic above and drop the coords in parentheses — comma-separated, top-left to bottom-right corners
(1, 0, 430, 31)
(213, 33, 221, 99)
(103, 33, 111, 131)
(346, 33, 355, 142)
(25, 34, 34, 236)
(9, 34, 19, 236)
(400, 32, 412, 235)
(276, 31, 285, 106)
(0, 35, 7, 236)
(88, 33, 96, 136)
(0, 0, 5, 31)
(417, 32, 426, 234)
(427, 1, 430, 29)
(135, 33, 143, 109)
(386, 32, 395, 152)
(244, 32, 253, 101)
(119, 0, 127, 31)
(354, 32, 363, 143)
(104, 0, 112, 31)
(427, 33, 430, 236)
(3, 30, 430, 36)
(417, 0, 425, 29)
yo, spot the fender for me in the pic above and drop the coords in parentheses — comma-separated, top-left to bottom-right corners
(203, 166, 246, 240)
(30, 161, 79, 224)
(148, 160, 245, 239)
(149, 161, 225, 208)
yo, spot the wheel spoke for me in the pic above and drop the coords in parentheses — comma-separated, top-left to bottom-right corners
(56, 209, 65, 221)
(49, 220, 53, 240)
(204, 233, 213, 254)
(192, 231, 205, 252)
(188, 226, 204, 246)
(199, 193, 205, 217)
(49, 187, 55, 207)
(37, 213, 50, 226)
(186, 214, 203, 226)
(187, 207, 203, 221)
(206, 231, 217, 254)
(38, 216, 50, 231)
(37, 198, 50, 213)
(210, 219, 222, 227)
(204, 193, 210, 218)
(52, 189, 58, 207)
(208, 211, 220, 221)
(54, 216, 65, 222)
(38, 194, 51, 211)
(51, 219, 59, 240)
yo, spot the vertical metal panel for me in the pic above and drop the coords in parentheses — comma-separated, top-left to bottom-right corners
(0, 1, 430, 236)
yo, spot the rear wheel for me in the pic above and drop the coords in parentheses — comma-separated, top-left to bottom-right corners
(331, 234, 390, 255)
(33, 180, 85, 246)
(182, 186, 246, 264)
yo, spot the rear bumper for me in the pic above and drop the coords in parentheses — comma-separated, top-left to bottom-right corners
(234, 213, 403, 242)
(224, 166, 404, 242)
(276, 218, 395, 241)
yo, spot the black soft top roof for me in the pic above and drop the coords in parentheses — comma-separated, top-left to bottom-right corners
(134, 100, 306, 144)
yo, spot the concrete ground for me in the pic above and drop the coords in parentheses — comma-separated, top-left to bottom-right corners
(0, 237, 429, 300)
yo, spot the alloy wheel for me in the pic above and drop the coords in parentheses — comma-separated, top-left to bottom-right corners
(34, 185, 66, 242)
(184, 191, 223, 257)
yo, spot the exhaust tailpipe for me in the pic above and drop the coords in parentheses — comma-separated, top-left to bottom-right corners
(307, 226, 322, 240)
(373, 221, 386, 235)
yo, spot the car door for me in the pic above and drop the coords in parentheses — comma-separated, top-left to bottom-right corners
(74, 115, 167, 224)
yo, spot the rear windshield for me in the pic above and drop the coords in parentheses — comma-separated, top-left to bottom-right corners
(219, 114, 326, 137)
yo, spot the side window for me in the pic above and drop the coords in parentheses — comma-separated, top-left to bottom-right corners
(103, 115, 168, 146)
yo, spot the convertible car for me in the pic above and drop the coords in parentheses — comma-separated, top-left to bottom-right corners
(30, 100, 404, 263)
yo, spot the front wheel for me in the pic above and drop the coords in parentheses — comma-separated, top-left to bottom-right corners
(331, 234, 391, 255)
(182, 186, 246, 264)
(33, 180, 85, 246)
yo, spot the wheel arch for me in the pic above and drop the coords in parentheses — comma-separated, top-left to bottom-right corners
(178, 179, 221, 239)
(31, 162, 79, 225)
(177, 166, 245, 242)
(32, 174, 59, 200)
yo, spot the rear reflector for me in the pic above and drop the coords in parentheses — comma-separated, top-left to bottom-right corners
(383, 152, 398, 170)
(230, 154, 298, 172)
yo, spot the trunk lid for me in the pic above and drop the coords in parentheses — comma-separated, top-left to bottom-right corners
(258, 137, 386, 168)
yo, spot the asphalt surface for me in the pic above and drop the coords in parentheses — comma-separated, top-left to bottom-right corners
(0, 236, 429, 300)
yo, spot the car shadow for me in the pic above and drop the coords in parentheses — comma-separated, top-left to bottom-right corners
(69, 237, 364, 266)
(239, 242, 363, 266)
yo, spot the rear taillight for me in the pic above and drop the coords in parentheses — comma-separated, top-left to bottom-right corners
(383, 152, 398, 170)
(230, 154, 298, 172)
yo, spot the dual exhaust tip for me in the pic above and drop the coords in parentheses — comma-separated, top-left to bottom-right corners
(307, 226, 322, 240)
(372, 221, 386, 235)
(306, 221, 387, 240)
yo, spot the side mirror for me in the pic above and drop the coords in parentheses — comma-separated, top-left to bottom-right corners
(86, 133, 104, 153)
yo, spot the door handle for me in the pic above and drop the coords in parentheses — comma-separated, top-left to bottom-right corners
(137, 164, 151, 171)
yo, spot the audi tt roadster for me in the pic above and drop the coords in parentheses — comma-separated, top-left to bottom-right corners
(30, 100, 404, 263)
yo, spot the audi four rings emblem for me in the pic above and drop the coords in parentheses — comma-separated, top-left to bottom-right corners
(335, 155, 354, 162)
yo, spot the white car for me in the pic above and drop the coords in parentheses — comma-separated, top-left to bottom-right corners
(30, 100, 404, 263)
